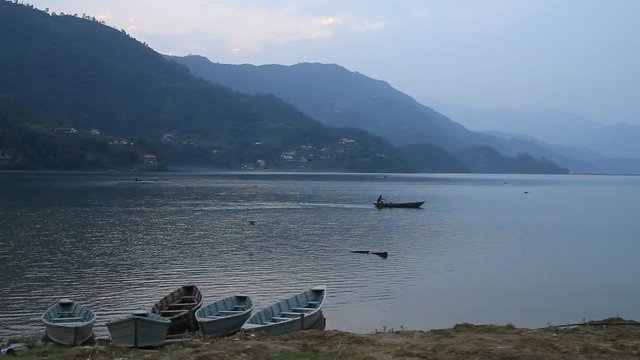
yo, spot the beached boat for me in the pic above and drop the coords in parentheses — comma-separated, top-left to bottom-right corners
(195, 293, 253, 337)
(107, 310, 171, 348)
(241, 285, 326, 335)
(41, 298, 96, 346)
(151, 285, 203, 336)
(374, 201, 424, 209)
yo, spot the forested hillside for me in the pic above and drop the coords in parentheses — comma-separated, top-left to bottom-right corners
(0, 1, 411, 172)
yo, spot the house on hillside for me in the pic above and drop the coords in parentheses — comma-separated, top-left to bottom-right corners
(54, 127, 77, 134)
(280, 151, 296, 160)
(142, 154, 158, 164)
(338, 137, 356, 144)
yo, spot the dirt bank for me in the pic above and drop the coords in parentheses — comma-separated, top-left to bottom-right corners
(7, 319, 640, 359)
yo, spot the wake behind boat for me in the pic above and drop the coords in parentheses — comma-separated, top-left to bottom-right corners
(241, 285, 326, 335)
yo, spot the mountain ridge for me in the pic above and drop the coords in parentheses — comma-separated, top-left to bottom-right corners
(430, 101, 640, 160)
(173, 55, 584, 173)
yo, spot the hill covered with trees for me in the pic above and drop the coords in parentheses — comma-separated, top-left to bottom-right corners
(0, 1, 412, 172)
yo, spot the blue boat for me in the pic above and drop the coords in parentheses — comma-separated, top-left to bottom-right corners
(107, 310, 171, 348)
(241, 286, 326, 335)
(41, 299, 96, 346)
(195, 294, 253, 337)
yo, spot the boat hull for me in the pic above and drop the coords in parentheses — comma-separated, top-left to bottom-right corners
(45, 321, 95, 346)
(374, 201, 424, 209)
(196, 294, 253, 337)
(242, 285, 326, 335)
(200, 311, 252, 337)
(107, 313, 171, 348)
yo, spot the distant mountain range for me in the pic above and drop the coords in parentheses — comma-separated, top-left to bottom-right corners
(173, 56, 596, 173)
(429, 102, 640, 173)
(174, 55, 639, 174)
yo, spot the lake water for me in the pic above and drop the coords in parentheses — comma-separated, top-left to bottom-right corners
(1, 171, 639, 338)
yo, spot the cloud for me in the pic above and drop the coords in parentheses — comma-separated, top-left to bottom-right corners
(321, 16, 342, 26)
(27, 0, 386, 56)
(32, 0, 384, 55)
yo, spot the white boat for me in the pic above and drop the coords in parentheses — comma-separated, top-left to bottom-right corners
(107, 310, 171, 348)
(241, 285, 326, 335)
(195, 293, 253, 337)
(41, 298, 96, 346)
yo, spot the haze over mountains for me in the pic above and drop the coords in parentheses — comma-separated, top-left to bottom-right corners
(430, 103, 640, 158)
(175, 55, 638, 174)
(429, 102, 640, 174)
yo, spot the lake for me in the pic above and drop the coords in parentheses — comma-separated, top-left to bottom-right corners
(1, 171, 639, 338)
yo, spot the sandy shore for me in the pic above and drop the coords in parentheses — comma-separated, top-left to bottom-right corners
(6, 318, 640, 359)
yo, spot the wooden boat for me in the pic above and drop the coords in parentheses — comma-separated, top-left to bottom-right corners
(151, 285, 203, 336)
(106, 310, 171, 348)
(374, 201, 424, 209)
(195, 293, 253, 337)
(41, 298, 96, 346)
(241, 285, 326, 335)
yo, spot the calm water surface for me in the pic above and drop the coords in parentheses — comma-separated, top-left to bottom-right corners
(1, 172, 639, 338)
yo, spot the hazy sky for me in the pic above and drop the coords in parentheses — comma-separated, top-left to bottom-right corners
(28, 0, 640, 125)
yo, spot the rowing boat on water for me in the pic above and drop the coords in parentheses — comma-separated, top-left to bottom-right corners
(241, 285, 326, 335)
(374, 201, 424, 209)
(195, 293, 253, 337)
(151, 285, 203, 336)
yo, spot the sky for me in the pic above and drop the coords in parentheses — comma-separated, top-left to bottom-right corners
(27, 0, 640, 125)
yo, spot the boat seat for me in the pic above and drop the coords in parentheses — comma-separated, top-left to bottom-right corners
(170, 302, 198, 307)
(51, 321, 86, 326)
(232, 306, 246, 310)
(50, 317, 85, 323)
(271, 317, 291, 322)
(307, 301, 320, 305)
(161, 309, 188, 314)
(291, 307, 315, 312)
(281, 312, 304, 317)
(204, 315, 222, 319)
(218, 310, 244, 314)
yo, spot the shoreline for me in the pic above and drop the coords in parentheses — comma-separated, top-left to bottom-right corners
(5, 318, 640, 359)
